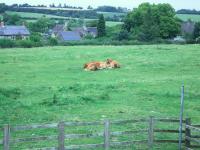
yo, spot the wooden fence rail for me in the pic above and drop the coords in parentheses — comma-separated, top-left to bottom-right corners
(0, 117, 199, 150)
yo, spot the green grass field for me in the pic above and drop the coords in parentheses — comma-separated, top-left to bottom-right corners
(6, 11, 69, 19)
(5, 11, 122, 27)
(176, 14, 200, 22)
(0, 45, 200, 149)
(22, 7, 84, 11)
(106, 21, 123, 26)
(97, 11, 126, 17)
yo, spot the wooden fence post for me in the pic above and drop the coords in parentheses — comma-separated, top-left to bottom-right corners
(58, 122, 65, 150)
(104, 120, 110, 150)
(3, 124, 10, 150)
(185, 118, 191, 148)
(148, 116, 154, 150)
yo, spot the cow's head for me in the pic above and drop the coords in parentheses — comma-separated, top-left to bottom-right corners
(106, 59, 113, 64)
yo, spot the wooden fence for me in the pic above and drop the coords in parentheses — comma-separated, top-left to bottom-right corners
(185, 118, 200, 150)
(0, 117, 200, 150)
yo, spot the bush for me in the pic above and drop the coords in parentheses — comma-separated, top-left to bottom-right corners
(30, 33, 43, 47)
(196, 36, 200, 43)
(16, 40, 33, 48)
(84, 34, 94, 40)
(48, 37, 58, 46)
(114, 30, 130, 41)
(0, 39, 15, 48)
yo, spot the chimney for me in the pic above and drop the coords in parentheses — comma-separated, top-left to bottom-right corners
(0, 21, 4, 27)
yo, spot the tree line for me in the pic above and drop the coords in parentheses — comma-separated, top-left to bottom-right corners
(177, 9, 200, 15)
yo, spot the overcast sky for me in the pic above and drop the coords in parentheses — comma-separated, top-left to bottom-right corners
(2, 0, 200, 10)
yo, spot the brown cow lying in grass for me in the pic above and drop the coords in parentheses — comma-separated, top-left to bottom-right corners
(84, 59, 120, 71)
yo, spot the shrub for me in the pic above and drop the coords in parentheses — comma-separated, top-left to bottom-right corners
(48, 37, 58, 46)
(196, 36, 200, 43)
(84, 34, 94, 40)
(114, 30, 130, 41)
(0, 39, 15, 48)
(30, 33, 42, 43)
(16, 40, 33, 48)
(30, 33, 43, 47)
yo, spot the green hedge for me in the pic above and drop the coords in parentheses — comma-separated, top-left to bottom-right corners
(0, 39, 16, 48)
(0, 38, 190, 49)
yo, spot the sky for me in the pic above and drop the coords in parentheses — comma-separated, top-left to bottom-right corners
(1, 0, 200, 10)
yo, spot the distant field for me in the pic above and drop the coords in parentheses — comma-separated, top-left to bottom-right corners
(6, 11, 69, 19)
(5, 11, 122, 27)
(176, 14, 200, 22)
(97, 11, 126, 17)
(106, 21, 123, 26)
(21, 7, 84, 11)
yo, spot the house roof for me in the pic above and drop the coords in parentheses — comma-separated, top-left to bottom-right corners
(0, 26, 30, 36)
(71, 27, 86, 37)
(59, 31, 81, 41)
(87, 27, 97, 35)
(52, 25, 65, 33)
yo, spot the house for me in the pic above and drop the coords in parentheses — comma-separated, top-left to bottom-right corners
(58, 31, 81, 41)
(71, 27, 86, 37)
(0, 22, 30, 40)
(86, 27, 98, 37)
(51, 24, 65, 37)
(72, 27, 98, 37)
(51, 23, 98, 41)
(181, 21, 195, 35)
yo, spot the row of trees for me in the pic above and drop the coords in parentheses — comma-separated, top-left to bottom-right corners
(96, 6, 128, 13)
(49, 3, 83, 9)
(177, 9, 200, 15)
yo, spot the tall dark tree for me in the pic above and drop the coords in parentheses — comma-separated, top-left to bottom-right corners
(97, 14, 106, 37)
(193, 22, 200, 39)
(0, 3, 8, 13)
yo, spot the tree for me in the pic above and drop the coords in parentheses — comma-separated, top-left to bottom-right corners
(87, 5, 93, 10)
(49, 37, 58, 46)
(67, 19, 84, 29)
(193, 22, 200, 39)
(0, 3, 8, 13)
(58, 3, 62, 8)
(115, 30, 130, 41)
(28, 17, 55, 33)
(138, 5, 159, 41)
(123, 3, 180, 41)
(3, 13, 21, 25)
(97, 14, 106, 37)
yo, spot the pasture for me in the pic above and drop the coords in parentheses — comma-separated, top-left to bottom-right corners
(5, 11, 122, 27)
(97, 11, 126, 17)
(6, 11, 69, 19)
(0, 45, 200, 149)
(176, 14, 200, 22)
